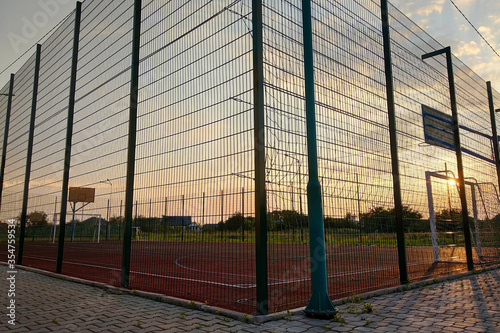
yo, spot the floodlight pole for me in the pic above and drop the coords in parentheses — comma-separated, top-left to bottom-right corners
(302, 0, 336, 319)
(381, 0, 408, 285)
(56, 1, 81, 273)
(422, 47, 474, 271)
(486, 82, 500, 191)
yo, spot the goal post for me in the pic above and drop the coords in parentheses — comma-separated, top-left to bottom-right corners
(425, 171, 440, 262)
(426, 170, 500, 264)
(52, 213, 103, 243)
(466, 180, 500, 261)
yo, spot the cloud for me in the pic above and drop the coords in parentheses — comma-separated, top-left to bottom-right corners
(455, 41, 481, 56)
(454, 0, 475, 6)
(419, 19, 430, 28)
(478, 26, 496, 42)
(415, 0, 446, 16)
(472, 57, 500, 92)
(459, 24, 469, 31)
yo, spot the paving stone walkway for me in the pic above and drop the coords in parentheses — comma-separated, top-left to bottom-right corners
(1, 264, 499, 332)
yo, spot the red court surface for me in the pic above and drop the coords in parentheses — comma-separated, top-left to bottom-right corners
(1, 240, 486, 314)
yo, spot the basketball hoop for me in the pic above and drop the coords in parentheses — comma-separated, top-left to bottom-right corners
(68, 187, 95, 242)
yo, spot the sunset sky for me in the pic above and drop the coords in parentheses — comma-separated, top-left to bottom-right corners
(390, 0, 500, 92)
(0, 0, 498, 91)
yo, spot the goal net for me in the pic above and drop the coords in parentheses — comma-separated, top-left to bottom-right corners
(426, 171, 500, 264)
(51, 213, 104, 243)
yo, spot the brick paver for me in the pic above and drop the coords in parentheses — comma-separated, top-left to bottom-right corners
(0, 264, 499, 332)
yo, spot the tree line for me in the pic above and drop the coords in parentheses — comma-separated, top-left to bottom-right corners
(16, 206, 497, 234)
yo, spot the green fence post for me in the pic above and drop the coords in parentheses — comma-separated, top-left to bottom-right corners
(380, 0, 408, 284)
(18, 44, 42, 265)
(121, 0, 142, 288)
(252, 0, 268, 315)
(301, 0, 336, 319)
(56, 2, 81, 274)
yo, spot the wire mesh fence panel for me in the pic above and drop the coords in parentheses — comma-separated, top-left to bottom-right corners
(0, 54, 36, 223)
(19, 12, 76, 272)
(1, 0, 500, 316)
(312, 0, 402, 300)
(261, 0, 312, 312)
(57, 0, 134, 286)
(0, 53, 37, 270)
(388, 6, 471, 279)
(128, 0, 256, 313)
(387, 1, 499, 279)
(454, 55, 500, 268)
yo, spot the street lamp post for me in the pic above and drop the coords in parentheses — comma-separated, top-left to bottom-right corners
(100, 179, 112, 240)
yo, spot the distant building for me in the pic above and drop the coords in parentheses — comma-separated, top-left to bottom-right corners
(186, 222, 201, 232)
(164, 216, 192, 227)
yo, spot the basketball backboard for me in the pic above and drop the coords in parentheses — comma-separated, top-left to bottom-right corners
(69, 187, 95, 203)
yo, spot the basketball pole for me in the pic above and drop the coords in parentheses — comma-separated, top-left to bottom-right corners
(70, 201, 91, 242)
(422, 47, 474, 271)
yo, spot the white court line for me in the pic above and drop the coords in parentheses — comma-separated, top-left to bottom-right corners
(174, 256, 256, 278)
(22, 254, 436, 290)
(23, 255, 255, 288)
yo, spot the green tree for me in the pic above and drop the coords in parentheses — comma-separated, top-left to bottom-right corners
(134, 216, 159, 233)
(435, 208, 465, 231)
(360, 206, 423, 233)
(268, 210, 307, 230)
(16, 210, 49, 227)
(224, 213, 253, 231)
(324, 213, 358, 229)
(109, 216, 124, 224)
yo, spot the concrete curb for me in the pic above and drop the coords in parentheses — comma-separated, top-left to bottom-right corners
(3, 262, 499, 325)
